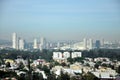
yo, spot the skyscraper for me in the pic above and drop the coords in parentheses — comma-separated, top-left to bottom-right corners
(33, 38, 38, 49)
(57, 42, 60, 49)
(95, 40, 101, 49)
(39, 37, 46, 51)
(19, 38, 25, 50)
(12, 32, 18, 49)
(89, 38, 93, 49)
(83, 38, 87, 50)
(40, 37, 46, 46)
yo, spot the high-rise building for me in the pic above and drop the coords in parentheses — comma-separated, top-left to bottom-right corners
(83, 38, 87, 50)
(89, 38, 93, 49)
(95, 40, 101, 49)
(40, 37, 46, 51)
(33, 38, 38, 49)
(101, 39, 104, 48)
(19, 38, 24, 50)
(57, 42, 60, 49)
(12, 32, 18, 49)
(41, 37, 46, 45)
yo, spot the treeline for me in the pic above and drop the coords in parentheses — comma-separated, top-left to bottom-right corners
(0, 49, 53, 61)
(0, 49, 120, 61)
(82, 49, 120, 61)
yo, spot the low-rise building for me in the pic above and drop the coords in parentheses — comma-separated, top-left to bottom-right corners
(52, 52, 82, 63)
(71, 52, 82, 58)
(91, 68, 118, 80)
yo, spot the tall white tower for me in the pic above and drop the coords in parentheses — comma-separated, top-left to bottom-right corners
(12, 32, 18, 49)
(33, 38, 38, 49)
(83, 38, 87, 50)
(40, 37, 45, 46)
(89, 38, 93, 50)
(19, 38, 24, 50)
(57, 42, 60, 49)
(40, 37, 46, 51)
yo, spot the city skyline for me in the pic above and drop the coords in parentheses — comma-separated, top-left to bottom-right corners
(0, 0, 120, 41)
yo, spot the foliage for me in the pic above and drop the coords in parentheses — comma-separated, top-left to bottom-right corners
(0, 70, 18, 79)
(82, 72, 99, 80)
(18, 62, 25, 70)
(5, 62, 11, 67)
(47, 72, 56, 80)
(0, 49, 120, 61)
(67, 57, 84, 64)
(42, 65, 50, 75)
(94, 63, 99, 69)
(116, 65, 120, 74)
(57, 71, 70, 80)
(32, 72, 43, 80)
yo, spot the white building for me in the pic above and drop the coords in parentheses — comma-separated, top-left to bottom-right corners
(89, 38, 93, 49)
(52, 52, 65, 63)
(33, 38, 38, 49)
(91, 68, 118, 79)
(53, 52, 62, 59)
(12, 32, 18, 49)
(53, 52, 82, 63)
(40, 37, 46, 51)
(94, 57, 110, 62)
(71, 52, 82, 58)
(63, 52, 70, 58)
(53, 52, 71, 59)
(57, 42, 60, 49)
(83, 38, 87, 50)
(58, 38, 94, 50)
(19, 38, 24, 50)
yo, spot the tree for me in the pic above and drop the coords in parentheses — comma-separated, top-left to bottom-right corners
(32, 72, 43, 80)
(86, 63, 90, 67)
(18, 73, 26, 80)
(37, 64, 42, 70)
(57, 71, 70, 80)
(70, 76, 82, 80)
(49, 63, 54, 69)
(54, 61, 60, 66)
(47, 72, 56, 80)
(42, 65, 50, 75)
(94, 63, 99, 69)
(82, 72, 99, 80)
(101, 63, 107, 67)
(18, 62, 25, 70)
(70, 76, 77, 80)
(0, 71, 18, 79)
(67, 58, 73, 64)
(61, 62, 67, 67)
(116, 65, 120, 74)
(6, 62, 11, 67)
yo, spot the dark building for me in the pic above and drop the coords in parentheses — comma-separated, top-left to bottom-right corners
(95, 40, 101, 49)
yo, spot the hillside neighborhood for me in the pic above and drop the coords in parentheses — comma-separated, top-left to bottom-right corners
(0, 49, 120, 80)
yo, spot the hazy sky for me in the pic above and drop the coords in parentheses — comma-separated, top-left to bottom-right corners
(0, 0, 120, 41)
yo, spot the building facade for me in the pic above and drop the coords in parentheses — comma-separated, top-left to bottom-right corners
(12, 32, 18, 49)
(19, 38, 25, 50)
(53, 52, 82, 63)
(33, 38, 38, 49)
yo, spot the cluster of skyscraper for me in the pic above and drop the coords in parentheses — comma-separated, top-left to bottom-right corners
(12, 33, 25, 50)
(33, 37, 46, 51)
(83, 38, 93, 50)
(12, 32, 120, 51)
(12, 33, 46, 51)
